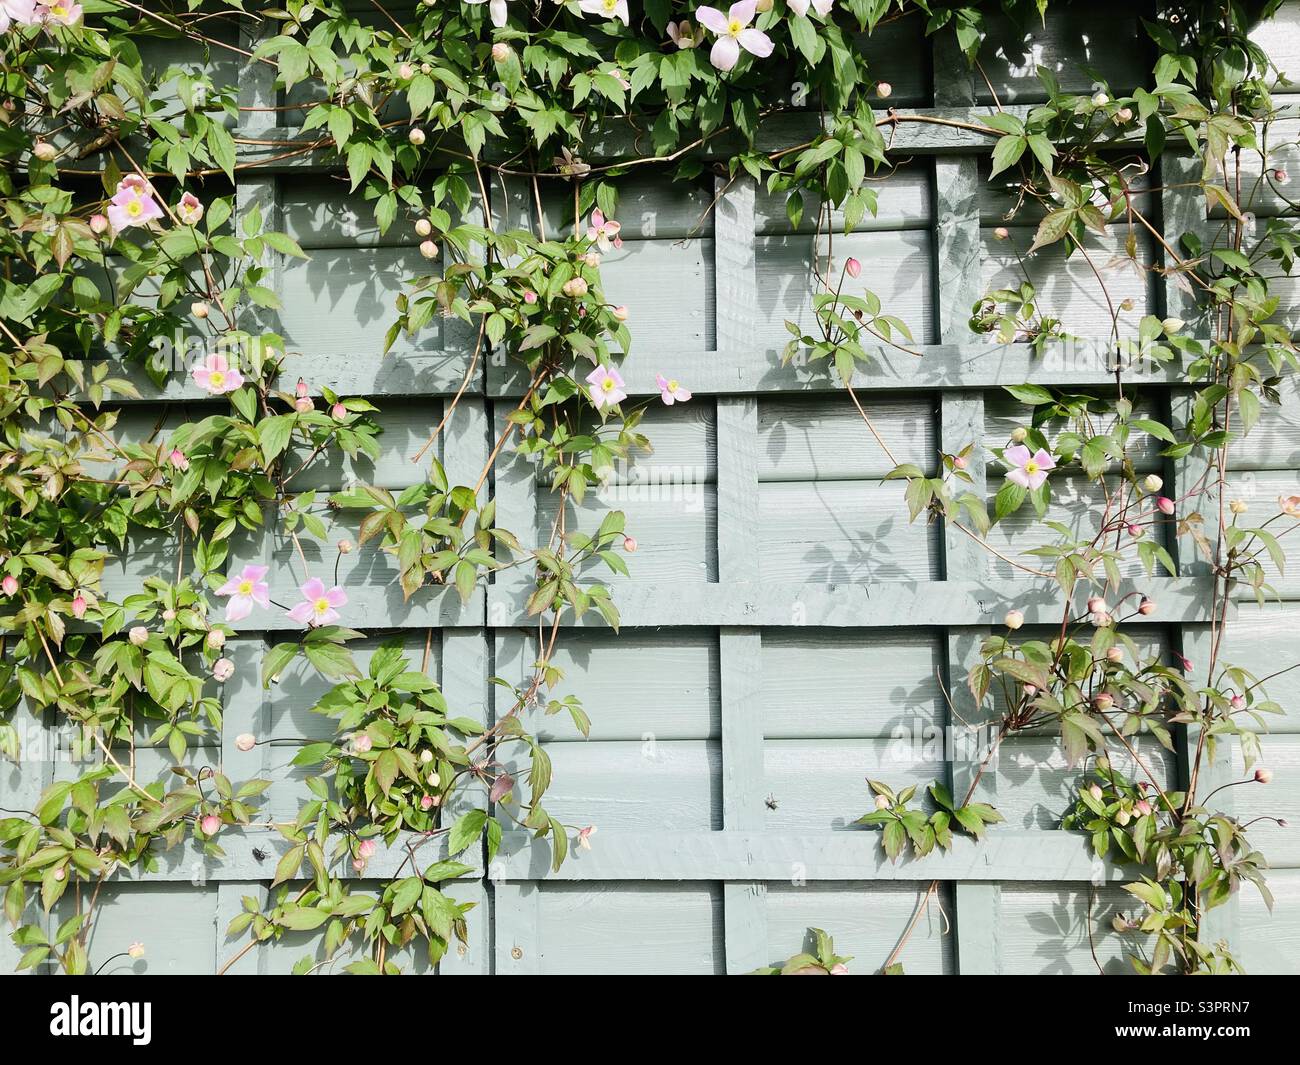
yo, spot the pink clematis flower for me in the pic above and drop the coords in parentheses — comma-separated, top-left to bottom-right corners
(287, 577, 347, 627)
(579, 0, 629, 25)
(176, 191, 204, 225)
(586, 365, 627, 411)
(696, 2, 774, 72)
(667, 19, 705, 48)
(577, 825, 597, 850)
(655, 374, 692, 405)
(586, 209, 622, 252)
(216, 564, 270, 622)
(190, 352, 244, 395)
(789, 0, 835, 14)
(1280, 494, 1300, 517)
(39, 1, 81, 26)
(1003, 444, 1056, 490)
(464, 0, 508, 27)
(107, 174, 163, 231)
(0, 0, 37, 31)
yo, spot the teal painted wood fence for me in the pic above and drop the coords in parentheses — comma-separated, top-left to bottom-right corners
(6, 2, 1300, 975)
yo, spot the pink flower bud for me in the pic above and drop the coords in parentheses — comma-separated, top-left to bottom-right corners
(522, 289, 537, 304)
(1275, 169, 1289, 183)
(874, 794, 890, 810)
(1230, 694, 1246, 711)
(829, 962, 849, 975)
(331, 402, 347, 421)
(295, 378, 309, 399)
(200, 814, 221, 835)
(32, 140, 56, 161)
(1127, 523, 1143, 538)
(207, 629, 226, 649)
(1, 575, 16, 596)
(420, 794, 435, 810)
(398, 62, 415, 80)
(1255, 767, 1274, 784)
(1156, 496, 1175, 515)
(1106, 647, 1123, 663)
(419, 239, 439, 259)
(1004, 608, 1024, 630)
(953, 454, 968, 470)
(562, 277, 588, 298)
(168, 447, 189, 470)
(1138, 597, 1155, 616)
(191, 301, 210, 319)
(212, 657, 235, 683)
(624, 536, 638, 553)
(1176, 653, 1193, 672)
(53, 867, 65, 881)
(845, 257, 861, 278)
(489, 773, 515, 803)
(162, 609, 176, 621)
(358, 839, 377, 859)
(492, 42, 511, 62)
(353, 735, 373, 754)
(1094, 693, 1114, 710)
(89, 213, 109, 235)
(128, 626, 149, 646)
(235, 733, 256, 752)
(127, 942, 145, 959)
(294, 397, 314, 413)
(1088, 783, 1104, 801)
(612, 305, 629, 321)
(71, 595, 87, 619)
(415, 218, 432, 237)
(338, 539, 354, 554)
(1087, 596, 1107, 614)
(352, 858, 366, 872)
(994, 226, 1010, 240)
(1135, 800, 1153, 816)
(875, 82, 892, 99)
(1023, 684, 1037, 698)
(408, 127, 426, 146)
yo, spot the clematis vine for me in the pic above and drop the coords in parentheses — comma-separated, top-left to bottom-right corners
(579, 0, 629, 25)
(586, 365, 627, 411)
(1003, 444, 1056, 490)
(696, 2, 774, 72)
(0, 0, 36, 31)
(191, 352, 244, 395)
(655, 374, 692, 405)
(287, 577, 348, 627)
(106, 174, 163, 231)
(464, 0, 507, 28)
(217, 565, 270, 622)
(586, 209, 622, 252)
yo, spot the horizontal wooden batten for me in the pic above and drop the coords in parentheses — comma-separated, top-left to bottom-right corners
(487, 576, 1219, 629)
(81, 339, 1193, 405)
(489, 828, 1282, 881)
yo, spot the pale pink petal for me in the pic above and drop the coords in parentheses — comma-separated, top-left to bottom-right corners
(489, 0, 507, 26)
(1031, 448, 1056, 472)
(325, 586, 348, 607)
(788, 0, 809, 13)
(243, 565, 269, 582)
(729, 0, 757, 24)
(225, 596, 253, 622)
(208, 352, 229, 372)
(675, 387, 693, 402)
(287, 602, 315, 624)
(216, 576, 241, 595)
(1004, 444, 1031, 468)
(222, 369, 245, 392)
(191, 366, 212, 389)
(250, 584, 271, 609)
(738, 28, 773, 57)
(613, 0, 629, 24)
(1006, 467, 1031, 489)
(585, 366, 609, 387)
(301, 577, 326, 601)
(1026, 470, 1048, 491)
(316, 607, 341, 626)
(695, 5, 728, 33)
(607, 368, 626, 389)
(710, 35, 740, 71)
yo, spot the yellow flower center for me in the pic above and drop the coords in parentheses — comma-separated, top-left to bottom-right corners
(126, 199, 142, 216)
(237, 580, 253, 595)
(1024, 460, 1039, 475)
(602, 0, 617, 10)
(668, 379, 679, 391)
(209, 370, 225, 388)
(601, 377, 615, 391)
(315, 597, 331, 613)
(728, 18, 743, 34)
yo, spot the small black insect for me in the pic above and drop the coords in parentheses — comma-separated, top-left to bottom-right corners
(251, 847, 268, 863)
(764, 794, 779, 810)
